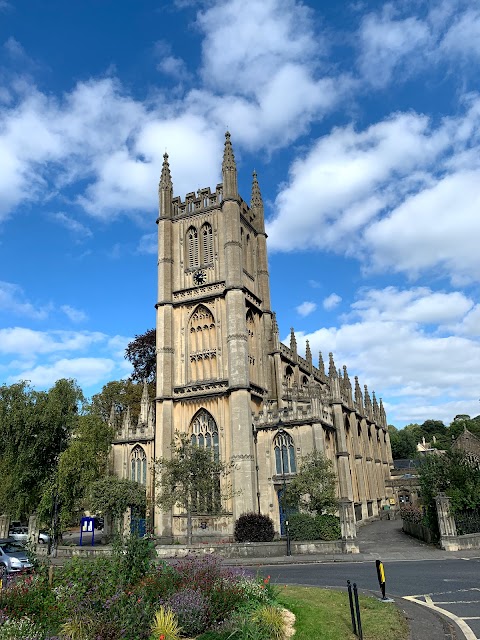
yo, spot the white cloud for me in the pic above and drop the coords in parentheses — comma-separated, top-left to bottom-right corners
(52, 212, 92, 239)
(358, 7, 432, 87)
(286, 285, 480, 425)
(0, 282, 50, 319)
(296, 301, 317, 317)
(267, 98, 480, 283)
(0, 328, 105, 356)
(323, 293, 341, 311)
(136, 232, 157, 255)
(8, 357, 117, 388)
(60, 305, 88, 323)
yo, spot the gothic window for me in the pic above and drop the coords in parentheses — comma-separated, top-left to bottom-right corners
(130, 446, 147, 485)
(201, 223, 213, 266)
(190, 410, 220, 512)
(186, 226, 199, 269)
(246, 233, 251, 273)
(246, 309, 256, 380)
(188, 305, 217, 381)
(273, 431, 296, 475)
(284, 365, 294, 387)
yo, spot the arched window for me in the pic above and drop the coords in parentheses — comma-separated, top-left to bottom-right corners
(187, 226, 199, 269)
(273, 431, 296, 475)
(190, 410, 220, 512)
(285, 366, 294, 387)
(189, 305, 217, 381)
(130, 446, 147, 485)
(201, 223, 213, 265)
(246, 309, 256, 380)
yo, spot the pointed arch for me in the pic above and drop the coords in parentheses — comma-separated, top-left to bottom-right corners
(130, 445, 147, 485)
(284, 365, 294, 387)
(186, 225, 199, 269)
(201, 222, 213, 266)
(273, 431, 296, 475)
(190, 409, 220, 513)
(188, 305, 217, 381)
(246, 308, 256, 381)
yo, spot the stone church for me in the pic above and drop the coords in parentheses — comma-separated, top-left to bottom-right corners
(111, 132, 394, 542)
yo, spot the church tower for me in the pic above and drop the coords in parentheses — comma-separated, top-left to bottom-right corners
(154, 133, 271, 540)
(154, 133, 393, 543)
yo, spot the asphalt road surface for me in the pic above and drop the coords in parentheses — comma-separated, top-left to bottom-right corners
(257, 557, 480, 640)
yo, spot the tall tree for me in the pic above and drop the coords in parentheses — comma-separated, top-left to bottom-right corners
(37, 413, 114, 529)
(91, 379, 149, 425)
(388, 426, 418, 459)
(284, 450, 337, 515)
(124, 328, 156, 383)
(0, 379, 83, 519)
(155, 432, 235, 544)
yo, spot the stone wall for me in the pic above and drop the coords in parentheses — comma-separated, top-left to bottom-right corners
(402, 520, 434, 544)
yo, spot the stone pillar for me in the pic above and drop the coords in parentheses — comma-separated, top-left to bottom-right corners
(436, 493, 459, 551)
(0, 515, 10, 538)
(28, 514, 39, 545)
(339, 499, 359, 553)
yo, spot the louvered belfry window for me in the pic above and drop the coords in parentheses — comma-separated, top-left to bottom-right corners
(187, 226, 199, 269)
(201, 223, 213, 265)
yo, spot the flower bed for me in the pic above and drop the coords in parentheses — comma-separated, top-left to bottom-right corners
(0, 537, 286, 640)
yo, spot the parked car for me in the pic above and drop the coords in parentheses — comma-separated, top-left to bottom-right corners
(38, 531, 50, 544)
(0, 539, 33, 575)
(8, 526, 28, 543)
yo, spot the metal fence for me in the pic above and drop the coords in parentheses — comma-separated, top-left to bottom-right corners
(455, 508, 480, 535)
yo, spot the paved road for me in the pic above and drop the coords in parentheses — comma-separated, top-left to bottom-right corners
(257, 554, 480, 639)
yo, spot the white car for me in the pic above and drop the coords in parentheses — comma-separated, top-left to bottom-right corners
(8, 527, 28, 543)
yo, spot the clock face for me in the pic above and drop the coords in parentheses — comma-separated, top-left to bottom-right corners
(193, 269, 207, 285)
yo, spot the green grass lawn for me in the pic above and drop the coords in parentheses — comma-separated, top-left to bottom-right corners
(277, 585, 409, 640)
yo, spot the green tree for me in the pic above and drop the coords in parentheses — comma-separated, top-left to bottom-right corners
(0, 379, 84, 519)
(89, 476, 147, 532)
(124, 328, 156, 383)
(284, 450, 337, 515)
(418, 451, 480, 535)
(155, 432, 235, 544)
(91, 379, 149, 425)
(388, 425, 418, 459)
(37, 413, 114, 529)
(449, 415, 480, 440)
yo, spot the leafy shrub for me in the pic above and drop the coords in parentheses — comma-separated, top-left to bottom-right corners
(316, 515, 341, 540)
(111, 533, 155, 587)
(234, 513, 275, 542)
(0, 616, 45, 640)
(166, 588, 209, 636)
(289, 513, 340, 541)
(400, 505, 424, 524)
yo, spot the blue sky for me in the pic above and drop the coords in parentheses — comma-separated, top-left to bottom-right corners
(1, 0, 480, 427)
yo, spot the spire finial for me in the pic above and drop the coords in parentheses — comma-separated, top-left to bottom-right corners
(328, 352, 337, 378)
(159, 152, 172, 190)
(354, 376, 364, 413)
(306, 340, 312, 367)
(290, 327, 297, 355)
(251, 169, 263, 212)
(222, 131, 238, 199)
(318, 351, 325, 376)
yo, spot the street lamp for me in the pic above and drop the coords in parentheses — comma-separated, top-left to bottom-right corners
(277, 425, 292, 556)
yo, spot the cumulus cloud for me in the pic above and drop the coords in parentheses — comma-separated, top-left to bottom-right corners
(267, 97, 480, 283)
(355, 1, 480, 90)
(286, 285, 480, 425)
(7, 357, 117, 388)
(296, 301, 317, 317)
(0, 327, 106, 356)
(323, 293, 341, 310)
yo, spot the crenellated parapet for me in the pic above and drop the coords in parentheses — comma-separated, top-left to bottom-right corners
(171, 184, 224, 217)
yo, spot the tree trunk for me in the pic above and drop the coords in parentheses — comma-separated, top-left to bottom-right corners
(186, 499, 192, 545)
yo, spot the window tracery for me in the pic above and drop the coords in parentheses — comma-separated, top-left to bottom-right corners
(188, 305, 217, 381)
(130, 446, 147, 485)
(190, 410, 220, 512)
(273, 431, 297, 475)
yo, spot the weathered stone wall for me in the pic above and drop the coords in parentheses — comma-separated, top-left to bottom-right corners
(402, 520, 434, 544)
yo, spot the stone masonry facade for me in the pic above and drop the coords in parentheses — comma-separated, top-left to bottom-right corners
(112, 133, 394, 542)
